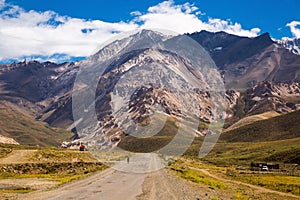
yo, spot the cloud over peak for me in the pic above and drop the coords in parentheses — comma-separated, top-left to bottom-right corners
(287, 21, 300, 38)
(134, 1, 260, 37)
(0, 0, 262, 62)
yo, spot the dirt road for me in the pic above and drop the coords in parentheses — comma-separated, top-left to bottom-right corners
(24, 153, 166, 200)
(18, 154, 299, 200)
(0, 150, 37, 163)
(137, 169, 216, 200)
(22, 153, 224, 200)
(39, 169, 146, 200)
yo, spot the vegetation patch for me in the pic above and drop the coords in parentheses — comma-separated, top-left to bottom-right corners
(118, 116, 179, 153)
(31, 149, 98, 163)
(0, 148, 13, 159)
(198, 138, 300, 166)
(169, 159, 226, 190)
(221, 110, 300, 142)
(172, 157, 300, 198)
(0, 143, 40, 158)
(0, 162, 107, 185)
(234, 174, 300, 196)
(0, 187, 34, 194)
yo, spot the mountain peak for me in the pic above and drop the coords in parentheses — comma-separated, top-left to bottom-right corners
(255, 32, 273, 44)
(130, 29, 169, 44)
(87, 29, 169, 63)
(136, 29, 166, 38)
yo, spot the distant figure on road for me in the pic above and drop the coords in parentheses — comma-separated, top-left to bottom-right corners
(127, 156, 130, 164)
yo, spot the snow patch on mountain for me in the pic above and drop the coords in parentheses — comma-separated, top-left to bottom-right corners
(277, 38, 300, 55)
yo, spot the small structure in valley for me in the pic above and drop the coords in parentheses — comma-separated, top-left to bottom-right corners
(250, 162, 280, 171)
(79, 143, 86, 151)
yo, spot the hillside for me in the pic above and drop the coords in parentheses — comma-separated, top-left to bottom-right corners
(188, 31, 300, 89)
(1, 30, 300, 149)
(220, 110, 300, 142)
(0, 101, 73, 146)
(225, 111, 280, 132)
(185, 109, 300, 165)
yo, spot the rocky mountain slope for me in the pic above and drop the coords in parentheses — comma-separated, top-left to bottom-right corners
(1, 29, 300, 147)
(0, 61, 77, 103)
(225, 81, 300, 127)
(188, 31, 300, 89)
(69, 30, 230, 149)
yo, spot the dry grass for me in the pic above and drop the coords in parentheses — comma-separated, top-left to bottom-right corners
(221, 110, 300, 142)
(169, 157, 300, 199)
(234, 174, 300, 196)
(225, 111, 279, 132)
(0, 146, 108, 197)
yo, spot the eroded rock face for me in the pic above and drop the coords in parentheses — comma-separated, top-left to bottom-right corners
(2, 30, 300, 148)
(243, 81, 300, 115)
(225, 90, 240, 108)
(0, 135, 19, 145)
(189, 31, 300, 89)
(66, 30, 230, 148)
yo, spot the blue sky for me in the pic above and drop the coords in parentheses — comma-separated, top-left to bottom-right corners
(1, 0, 300, 63)
(7, 0, 300, 38)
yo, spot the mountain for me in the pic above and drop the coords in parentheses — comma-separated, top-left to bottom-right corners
(224, 81, 300, 128)
(65, 30, 300, 150)
(0, 60, 78, 145)
(70, 30, 232, 150)
(0, 60, 77, 103)
(188, 31, 300, 89)
(241, 82, 300, 115)
(277, 38, 300, 56)
(0, 100, 73, 146)
(221, 109, 300, 142)
(0, 60, 79, 129)
(1, 29, 300, 148)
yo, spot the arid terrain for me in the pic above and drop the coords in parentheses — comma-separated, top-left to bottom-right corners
(0, 146, 299, 200)
(0, 29, 300, 200)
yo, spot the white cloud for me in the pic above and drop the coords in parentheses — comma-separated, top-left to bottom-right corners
(0, 2, 138, 61)
(287, 21, 300, 38)
(0, 0, 262, 62)
(135, 1, 260, 37)
(206, 18, 261, 37)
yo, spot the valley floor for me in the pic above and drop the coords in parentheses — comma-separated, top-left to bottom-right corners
(0, 149, 299, 200)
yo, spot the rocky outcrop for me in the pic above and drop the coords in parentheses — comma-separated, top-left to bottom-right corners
(1, 30, 300, 148)
(244, 81, 300, 115)
(188, 31, 300, 89)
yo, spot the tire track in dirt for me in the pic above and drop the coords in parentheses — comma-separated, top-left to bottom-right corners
(190, 167, 299, 199)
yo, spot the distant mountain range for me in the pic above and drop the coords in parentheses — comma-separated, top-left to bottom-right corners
(277, 38, 300, 56)
(189, 31, 300, 88)
(0, 30, 300, 148)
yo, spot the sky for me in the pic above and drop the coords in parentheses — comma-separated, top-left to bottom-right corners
(0, 0, 300, 63)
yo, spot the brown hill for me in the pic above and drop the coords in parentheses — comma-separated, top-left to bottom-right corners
(188, 31, 300, 89)
(0, 101, 73, 146)
(221, 110, 300, 142)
